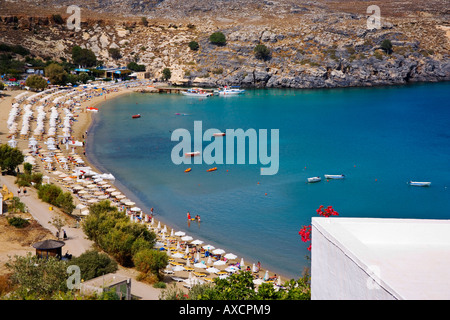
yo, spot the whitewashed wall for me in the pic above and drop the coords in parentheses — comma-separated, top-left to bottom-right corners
(311, 218, 398, 300)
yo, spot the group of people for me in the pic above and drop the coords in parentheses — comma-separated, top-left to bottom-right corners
(56, 229, 68, 240)
(186, 211, 201, 222)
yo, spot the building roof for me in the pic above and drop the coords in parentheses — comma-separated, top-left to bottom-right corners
(312, 217, 450, 300)
(32, 239, 65, 250)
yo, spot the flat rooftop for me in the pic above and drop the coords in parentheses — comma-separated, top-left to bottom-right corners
(312, 217, 450, 300)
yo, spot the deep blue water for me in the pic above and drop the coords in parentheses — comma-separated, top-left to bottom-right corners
(87, 82, 450, 279)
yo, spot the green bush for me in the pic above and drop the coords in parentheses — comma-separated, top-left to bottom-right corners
(209, 32, 226, 46)
(380, 39, 393, 54)
(188, 41, 199, 51)
(25, 75, 48, 90)
(7, 216, 29, 228)
(68, 250, 118, 281)
(132, 248, 168, 280)
(37, 184, 74, 214)
(82, 201, 157, 268)
(254, 44, 271, 60)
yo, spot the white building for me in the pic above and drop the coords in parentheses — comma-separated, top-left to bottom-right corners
(311, 217, 450, 300)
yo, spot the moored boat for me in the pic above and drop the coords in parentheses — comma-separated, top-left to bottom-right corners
(409, 181, 431, 187)
(307, 177, 321, 183)
(185, 168, 192, 173)
(132, 114, 141, 119)
(213, 132, 226, 137)
(207, 167, 217, 172)
(185, 151, 201, 157)
(181, 88, 213, 97)
(324, 174, 345, 179)
(214, 86, 246, 95)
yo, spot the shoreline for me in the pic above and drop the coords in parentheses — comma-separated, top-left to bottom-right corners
(0, 82, 292, 297)
(83, 86, 295, 282)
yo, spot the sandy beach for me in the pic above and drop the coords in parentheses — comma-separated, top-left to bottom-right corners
(0, 82, 285, 300)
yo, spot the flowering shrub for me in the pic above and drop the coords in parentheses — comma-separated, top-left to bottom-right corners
(299, 205, 339, 251)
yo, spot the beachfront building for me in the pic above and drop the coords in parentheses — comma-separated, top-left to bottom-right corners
(311, 217, 450, 300)
(80, 273, 132, 300)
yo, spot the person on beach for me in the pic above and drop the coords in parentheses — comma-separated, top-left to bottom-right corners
(63, 229, 67, 240)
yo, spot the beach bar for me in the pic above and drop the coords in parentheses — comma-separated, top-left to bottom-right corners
(32, 239, 65, 259)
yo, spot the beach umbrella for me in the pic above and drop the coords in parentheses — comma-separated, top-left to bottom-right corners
(225, 266, 239, 273)
(98, 195, 109, 200)
(185, 246, 189, 255)
(212, 249, 225, 255)
(174, 231, 185, 237)
(252, 263, 258, 273)
(173, 265, 185, 272)
(263, 270, 269, 281)
(157, 221, 161, 229)
(81, 210, 90, 216)
(240, 258, 245, 268)
(203, 245, 215, 251)
(181, 236, 193, 242)
(191, 239, 203, 245)
(116, 195, 126, 199)
(73, 185, 84, 190)
(130, 207, 141, 212)
(276, 277, 282, 286)
(194, 263, 207, 269)
(126, 202, 136, 206)
(253, 278, 264, 285)
(106, 188, 116, 192)
(172, 252, 184, 259)
(224, 253, 237, 260)
(207, 256, 212, 265)
(206, 267, 219, 274)
(213, 260, 226, 266)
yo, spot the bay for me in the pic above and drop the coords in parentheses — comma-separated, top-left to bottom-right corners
(87, 82, 450, 279)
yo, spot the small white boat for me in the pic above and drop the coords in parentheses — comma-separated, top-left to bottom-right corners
(409, 181, 431, 187)
(324, 174, 345, 179)
(185, 151, 201, 157)
(182, 88, 213, 97)
(307, 177, 321, 183)
(214, 86, 245, 95)
(213, 132, 225, 137)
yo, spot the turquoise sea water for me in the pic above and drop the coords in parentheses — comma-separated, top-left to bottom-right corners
(87, 82, 450, 279)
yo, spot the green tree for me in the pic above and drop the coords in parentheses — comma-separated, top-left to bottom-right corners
(188, 41, 199, 51)
(209, 31, 226, 46)
(0, 144, 24, 174)
(254, 44, 271, 60)
(133, 248, 168, 280)
(45, 63, 67, 85)
(68, 250, 118, 281)
(71, 46, 97, 67)
(77, 72, 90, 84)
(0, 81, 4, 90)
(108, 48, 122, 60)
(6, 253, 68, 299)
(25, 75, 48, 90)
(162, 68, 171, 81)
(127, 62, 146, 72)
(380, 39, 393, 54)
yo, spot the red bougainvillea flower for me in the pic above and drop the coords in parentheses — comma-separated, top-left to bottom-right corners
(317, 205, 339, 217)
(299, 225, 311, 243)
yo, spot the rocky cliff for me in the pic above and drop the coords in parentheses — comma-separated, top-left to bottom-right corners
(0, 0, 448, 88)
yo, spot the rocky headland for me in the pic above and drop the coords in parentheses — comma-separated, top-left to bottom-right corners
(0, 0, 448, 88)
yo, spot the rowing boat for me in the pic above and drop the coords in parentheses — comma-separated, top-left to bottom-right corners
(307, 177, 321, 183)
(324, 174, 345, 179)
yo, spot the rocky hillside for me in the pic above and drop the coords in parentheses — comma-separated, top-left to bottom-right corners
(0, 0, 448, 88)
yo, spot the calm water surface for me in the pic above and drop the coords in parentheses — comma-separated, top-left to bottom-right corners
(87, 82, 450, 279)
